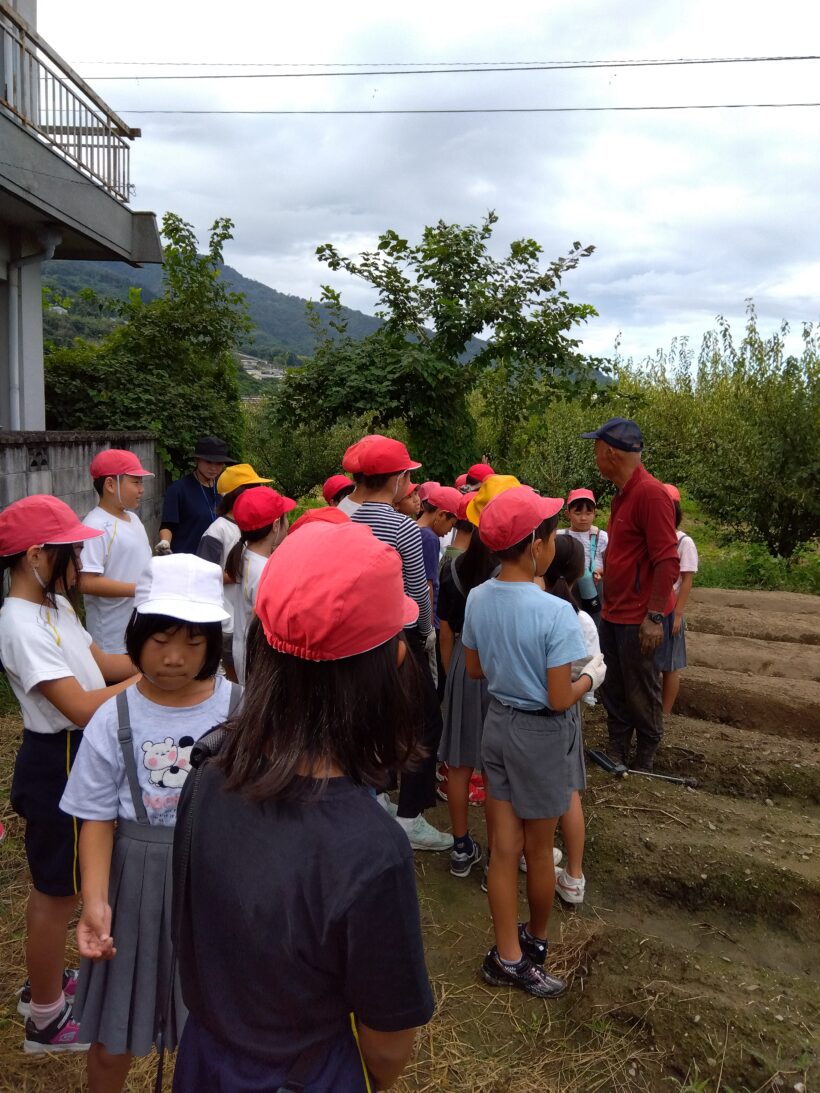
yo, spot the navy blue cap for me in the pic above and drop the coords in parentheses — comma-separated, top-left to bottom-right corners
(580, 417, 644, 452)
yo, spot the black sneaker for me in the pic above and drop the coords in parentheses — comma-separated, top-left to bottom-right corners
(17, 968, 78, 1018)
(450, 839, 482, 878)
(23, 1002, 89, 1054)
(518, 922, 548, 966)
(480, 946, 565, 999)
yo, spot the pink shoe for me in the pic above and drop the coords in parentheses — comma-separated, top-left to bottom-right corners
(17, 968, 78, 1019)
(23, 1003, 89, 1054)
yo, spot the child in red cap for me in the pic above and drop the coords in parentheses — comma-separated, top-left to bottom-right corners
(225, 486, 295, 683)
(0, 497, 139, 1054)
(172, 521, 435, 1092)
(350, 437, 452, 852)
(461, 487, 606, 998)
(79, 450, 154, 655)
(416, 485, 462, 688)
(558, 488, 608, 627)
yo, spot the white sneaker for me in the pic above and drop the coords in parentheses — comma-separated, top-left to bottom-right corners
(377, 793, 398, 817)
(555, 868, 586, 905)
(520, 848, 562, 873)
(400, 814, 454, 852)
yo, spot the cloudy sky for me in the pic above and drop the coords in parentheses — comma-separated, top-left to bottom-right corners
(40, 0, 820, 362)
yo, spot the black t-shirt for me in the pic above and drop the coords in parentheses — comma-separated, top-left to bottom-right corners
(176, 767, 435, 1069)
(161, 473, 218, 555)
(438, 557, 467, 634)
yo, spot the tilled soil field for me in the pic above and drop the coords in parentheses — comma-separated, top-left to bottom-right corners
(1, 588, 818, 1092)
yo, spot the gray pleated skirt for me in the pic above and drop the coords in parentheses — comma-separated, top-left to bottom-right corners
(438, 636, 491, 770)
(74, 820, 187, 1056)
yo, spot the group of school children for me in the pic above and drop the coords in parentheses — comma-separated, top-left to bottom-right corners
(0, 428, 697, 1092)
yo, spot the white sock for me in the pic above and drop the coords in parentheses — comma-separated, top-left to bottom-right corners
(29, 993, 65, 1030)
(395, 814, 419, 832)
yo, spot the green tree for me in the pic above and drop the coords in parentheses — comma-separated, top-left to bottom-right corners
(270, 212, 597, 481)
(45, 214, 248, 477)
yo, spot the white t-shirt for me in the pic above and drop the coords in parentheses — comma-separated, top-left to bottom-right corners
(559, 528, 608, 574)
(674, 531, 699, 596)
(337, 495, 361, 517)
(229, 549, 267, 684)
(60, 676, 233, 826)
(572, 609, 602, 688)
(81, 505, 152, 654)
(198, 516, 241, 635)
(0, 595, 105, 734)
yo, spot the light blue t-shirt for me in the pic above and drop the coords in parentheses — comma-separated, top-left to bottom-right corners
(461, 581, 586, 711)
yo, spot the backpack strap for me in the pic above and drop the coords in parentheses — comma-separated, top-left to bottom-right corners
(588, 532, 599, 573)
(227, 680, 242, 718)
(115, 690, 150, 825)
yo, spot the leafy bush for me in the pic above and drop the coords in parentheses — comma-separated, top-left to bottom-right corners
(45, 215, 247, 478)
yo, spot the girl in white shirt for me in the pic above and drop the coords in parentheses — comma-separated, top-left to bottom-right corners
(542, 534, 603, 908)
(224, 487, 294, 684)
(60, 554, 238, 1093)
(0, 496, 138, 1054)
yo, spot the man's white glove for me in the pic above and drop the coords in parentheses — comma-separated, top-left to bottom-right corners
(579, 652, 607, 692)
(153, 540, 171, 556)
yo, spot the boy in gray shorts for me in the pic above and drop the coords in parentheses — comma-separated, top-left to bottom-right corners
(462, 487, 606, 998)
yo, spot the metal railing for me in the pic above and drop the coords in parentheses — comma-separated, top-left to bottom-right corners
(0, 2, 138, 202)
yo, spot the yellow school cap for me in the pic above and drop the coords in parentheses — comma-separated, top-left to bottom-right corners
(216, 463, 272, 495)
(465, 475, 521, 526)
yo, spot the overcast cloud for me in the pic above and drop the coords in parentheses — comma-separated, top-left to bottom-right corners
(39, 0, 820, 362)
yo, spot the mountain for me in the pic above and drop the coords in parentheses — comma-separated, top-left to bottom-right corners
(42, 259, 383, 360)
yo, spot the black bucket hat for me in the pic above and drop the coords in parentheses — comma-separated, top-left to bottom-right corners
(193, 436, 236, 464)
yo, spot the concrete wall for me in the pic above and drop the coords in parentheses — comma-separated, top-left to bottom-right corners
(0, 431, 164, 539)
(0, 226, 47, 429)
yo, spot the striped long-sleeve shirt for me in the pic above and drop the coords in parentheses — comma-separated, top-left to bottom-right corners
(351, 502, 432, 635)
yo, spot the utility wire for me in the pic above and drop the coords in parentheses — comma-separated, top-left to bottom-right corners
(116, 102, 820, 115)
(84, 54, 820, 80)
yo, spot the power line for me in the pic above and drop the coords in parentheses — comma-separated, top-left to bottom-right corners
(84, 54, 820, 80)
(116, 102, 820, 115)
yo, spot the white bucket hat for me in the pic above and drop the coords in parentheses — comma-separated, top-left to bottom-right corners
(135, 555, 229, 624)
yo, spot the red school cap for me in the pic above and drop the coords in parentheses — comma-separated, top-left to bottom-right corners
(89, 449, 154, 479)
(566, 488, 596, 507)
(288, 507, 350, 535)
(456, 493, 473, 522)
(356, 437, 421, 476)
(255, 521, 419, 661)
(322, 474, 354, 504)
(0, 495, 103, 556)
(426, 485, 463, 515)
(341, 434, 389, 473)
(455, 473, 469, 489)
(233, 487, 296, 532)
(478, 486, 564, 552)
(417, 480, 440, 503)
(467, 462, 495, 482)
(663, 483, 681, 503)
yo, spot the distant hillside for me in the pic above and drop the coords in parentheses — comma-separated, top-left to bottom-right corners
(43, 259, 383, 360)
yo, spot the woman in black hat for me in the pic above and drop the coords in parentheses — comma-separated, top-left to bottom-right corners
(157, 438, 236, 556)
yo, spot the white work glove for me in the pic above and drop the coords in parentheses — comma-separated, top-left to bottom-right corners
(153, 540, 171, 556)
(424, 630, 438, 687)
(578, 652, 606, 692)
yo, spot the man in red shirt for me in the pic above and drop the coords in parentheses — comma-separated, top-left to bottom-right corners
(581, 419, 680, 771)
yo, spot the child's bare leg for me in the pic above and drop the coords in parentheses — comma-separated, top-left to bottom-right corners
(25, 889, 79, 1003)
(446, 766, 473, 838)
(522, 818, 559, 939)
(485, 797, 524, 961)
(662, 670, 681, 715)
(559, 791, 585, 878)
(482, 774, 493, 854)
(88, 1043, 133, 1093)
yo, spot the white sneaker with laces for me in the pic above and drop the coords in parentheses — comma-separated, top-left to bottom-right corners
(376, 793, 398, 817)
(520, 847, 562, 873)
(400, 814, 454, 852)
(555, 868, 586, 905)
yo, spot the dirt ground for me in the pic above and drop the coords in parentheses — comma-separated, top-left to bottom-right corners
(1, 587, 818, 1092)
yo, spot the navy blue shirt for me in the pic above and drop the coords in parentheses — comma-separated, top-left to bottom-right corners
(175, 769, 434, 1076)
(161, 473, 218, 555)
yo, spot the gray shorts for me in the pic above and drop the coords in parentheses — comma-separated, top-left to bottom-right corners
(657, 615, 687, 672)
(481, 698, 583, 820)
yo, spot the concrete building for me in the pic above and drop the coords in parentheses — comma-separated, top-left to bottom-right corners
(0, 0, 162, 432)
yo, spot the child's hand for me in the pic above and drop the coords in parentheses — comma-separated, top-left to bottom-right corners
(77, 901, 117, 962)
(593, 572, 602, 584)
(672, 614, 684, 636)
